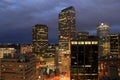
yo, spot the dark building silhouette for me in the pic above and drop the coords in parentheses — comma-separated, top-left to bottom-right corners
(110, 33, 120, 55)
(70, 39, 98, 80)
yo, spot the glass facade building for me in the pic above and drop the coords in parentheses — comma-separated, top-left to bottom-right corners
(59, 6, 76, 51)
(70, 40, 98, 80)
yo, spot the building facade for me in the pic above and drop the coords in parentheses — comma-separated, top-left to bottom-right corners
(77, 32, 89, 40)
(0, 53, 36, 80)
(20, 44, 32, 54)
(110, 33, 120, 55)
(70, 40, 98, 80)
(98, 58, 120, 80)
(0, 43, 20, 58)
(97, 23, 110, 57)
(59, 6, 76, 51)
(32, 24, 48, 54)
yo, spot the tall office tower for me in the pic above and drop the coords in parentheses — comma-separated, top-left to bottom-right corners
(59, 6, 76, 51)
(32, 24, 48, 54)
(110, 33, 120, 55)
(77, 32, 89, 40)
(70, 40, 98, 80)
(0, 53, 36, 80)
(97, 23, 110, 57)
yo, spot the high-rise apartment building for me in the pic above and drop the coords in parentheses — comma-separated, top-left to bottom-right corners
(59, 6, 76, 51)
(70, 39, 98, 80)
(97, 23, 110, 57)
(110, 33, 120, 55)
(32, 24, 48, 54)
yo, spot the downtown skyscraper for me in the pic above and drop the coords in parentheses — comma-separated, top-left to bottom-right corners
(32, 24, 48, 54)
(97, 23, 110, 57)
(58, 6, 76, 51)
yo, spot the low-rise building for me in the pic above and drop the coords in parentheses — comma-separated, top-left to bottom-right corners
(0, 53, 36, 80)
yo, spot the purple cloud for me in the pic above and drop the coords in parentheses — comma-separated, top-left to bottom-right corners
(0, 0, 120, 43)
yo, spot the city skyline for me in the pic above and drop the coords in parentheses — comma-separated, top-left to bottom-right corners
(0, 0, 120, 43)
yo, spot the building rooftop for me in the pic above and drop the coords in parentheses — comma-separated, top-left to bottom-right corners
(0, 43, 20, 48)
(2, 53, 35, 63)
(61, 6, 75, 12)
(33, 24, 47, 27)
(97, 23, 110, 30)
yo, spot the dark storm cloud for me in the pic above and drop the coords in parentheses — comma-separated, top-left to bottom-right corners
(0, 0, 120, 43)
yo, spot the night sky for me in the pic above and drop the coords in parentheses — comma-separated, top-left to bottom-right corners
(0, 0, 120, 43)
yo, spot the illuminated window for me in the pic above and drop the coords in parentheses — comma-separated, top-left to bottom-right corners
(78, 41, 84, 44)
(19, 65, 22, 68)
(71, 41, 77, 44)
(118, 72, 120, 76)
(92, 41, 98, 44)
(2, 65, 4, 67)
(85, 41, 91, 44)
(3, 69, 6, 71)
(72, 57, 76, 59)
(74, 62, 77, 64)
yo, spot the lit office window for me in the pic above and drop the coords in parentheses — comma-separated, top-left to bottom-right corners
(71, 41, 77, 44)
(85, 41, 91, 44)
(92, 41, 98, 44)
(78, 41, 84, 44)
